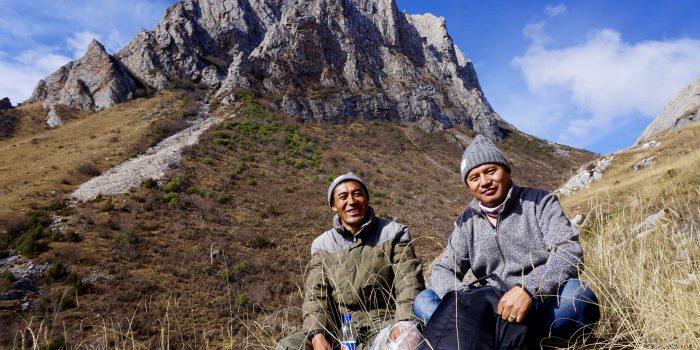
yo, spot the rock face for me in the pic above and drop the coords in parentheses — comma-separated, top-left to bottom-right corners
(26, 40, 141, 123)
(0, 97, 11, 109)
(556, 156, 615, 196)
(637, 77, 700, 142)
(26, 0, 505, 138)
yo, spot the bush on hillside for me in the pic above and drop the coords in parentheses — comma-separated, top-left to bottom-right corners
(77, 164, 101, 177)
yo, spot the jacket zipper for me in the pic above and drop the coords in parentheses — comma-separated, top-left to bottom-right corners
(492, 214, 507, 275)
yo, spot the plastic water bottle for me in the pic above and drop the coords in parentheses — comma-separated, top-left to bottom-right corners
(340, 314, 356, 350)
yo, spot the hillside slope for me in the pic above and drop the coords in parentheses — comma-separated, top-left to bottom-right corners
(560, 123, 700, 349)
(0, 91, 594, 348)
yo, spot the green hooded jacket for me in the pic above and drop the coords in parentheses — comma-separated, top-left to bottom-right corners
(302, 209, 424, 342)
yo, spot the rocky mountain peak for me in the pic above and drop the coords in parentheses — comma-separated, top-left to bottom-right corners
(26, 38, 142, 126)
(637, 77, 700, 143)
(27, 0, 506, 138)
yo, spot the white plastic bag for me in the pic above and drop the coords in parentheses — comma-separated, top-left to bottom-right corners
(369, 321, 422, 350)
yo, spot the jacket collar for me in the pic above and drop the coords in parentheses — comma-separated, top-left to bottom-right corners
(469, 183, 519, 215)
(333, 207, 377, 238)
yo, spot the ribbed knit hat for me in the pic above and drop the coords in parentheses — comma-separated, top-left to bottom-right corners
(460, 135, 511, 184)
(327, 172, 370, 207)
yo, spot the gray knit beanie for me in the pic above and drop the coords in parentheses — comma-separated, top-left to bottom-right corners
(327, 172, 369, 207)
(460, 135, 511, 184)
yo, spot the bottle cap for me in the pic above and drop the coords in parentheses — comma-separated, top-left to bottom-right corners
(343, 314, 352, 322)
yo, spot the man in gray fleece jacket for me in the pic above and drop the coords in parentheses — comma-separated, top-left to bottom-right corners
(414, 135, 599, 339)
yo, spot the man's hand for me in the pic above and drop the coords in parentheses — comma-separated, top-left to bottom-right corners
(497, 285, 533, 323)
(389, 326, 401, 341)
(311, 333, 332, 350)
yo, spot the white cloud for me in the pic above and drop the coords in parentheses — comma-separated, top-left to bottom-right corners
(523, 22, 548, 47)
(512, 27, 700, 148)
(544, 4, 567, 17)
(16, 49, 71, 73)
(66, 31, 102, 58)
(0, 0, 172, 103)
(0, 48, 71, 104)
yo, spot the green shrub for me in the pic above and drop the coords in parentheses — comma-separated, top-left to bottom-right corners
(45, 199, 66, 211)
(293, 160, 306, 169)
(112, 232, 132, 245)
(218, 260, 249, 283)
(212, 130, 230, 139)
(236, 293, 248, 306)
(164, 176, 183, 193)
(220, 268, 233, 283)
(36, 291, 76, 313)
(234, 161, 246, 175)
(166, 197, 179, 208)
(213, 138, 231, 146)
(249, 235, 275, 248)
(67, 272, 88, 294)
(0, 270, 16, 292)
(202, 157, 214, 165)
(160, 192, 174, 204)
(282, 185, 298, 193)
(372, 190, 388, 198)
(10, 212, 53, 257)
(47, 262, 68, 282)
(0, 270, 16, 283)
(216, 193, 232, 204)
(233, 260, 249, 275)
(185, 187, 203, 195)
(142, 178, 158, 189)
(62, 230, 80, 242)
(77, 164, 101, 177)
(245, 176, 257, 186)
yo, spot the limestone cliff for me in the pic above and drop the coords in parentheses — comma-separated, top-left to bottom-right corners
(27, 0, 506, 138)
(26, 40, 141, 126)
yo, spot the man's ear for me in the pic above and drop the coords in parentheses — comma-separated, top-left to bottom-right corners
(331, 204, 339, 213)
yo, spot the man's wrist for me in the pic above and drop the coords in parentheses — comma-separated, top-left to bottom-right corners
(307, 329, 325, 342)
(513, 283, 534, 299)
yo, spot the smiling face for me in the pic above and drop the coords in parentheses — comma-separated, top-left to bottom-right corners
(331, 180, 369, 234)
(465, 163, 512, 208)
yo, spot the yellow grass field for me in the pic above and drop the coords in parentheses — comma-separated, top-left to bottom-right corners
(561, 123, 700, 349)
(0, 92, 181, 217)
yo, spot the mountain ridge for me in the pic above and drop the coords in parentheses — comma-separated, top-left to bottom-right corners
(26, 0, 506, 139)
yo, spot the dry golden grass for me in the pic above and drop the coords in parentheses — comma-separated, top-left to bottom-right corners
(561, 123, 700, 349)
(0, 92, 182, 216)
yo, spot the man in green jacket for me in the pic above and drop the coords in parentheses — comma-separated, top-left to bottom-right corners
(277, 173, 424, 350)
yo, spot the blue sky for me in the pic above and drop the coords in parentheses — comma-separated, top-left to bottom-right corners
(1, 1, 699, 154)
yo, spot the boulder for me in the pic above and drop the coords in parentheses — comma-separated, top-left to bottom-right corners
(0, 97, 11, 109)
(633, 157, 655, 171)
(634, 209, 666, 238)
(557, 156, 615, 196)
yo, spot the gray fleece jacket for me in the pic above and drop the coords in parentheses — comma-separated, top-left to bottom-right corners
(430, 184, 583, 299)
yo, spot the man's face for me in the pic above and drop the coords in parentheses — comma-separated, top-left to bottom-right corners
(466, 163, 511, 207)
(331, 181, 369, 233)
